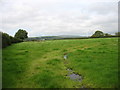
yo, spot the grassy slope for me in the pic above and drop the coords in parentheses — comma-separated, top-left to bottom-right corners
(3, 38, 118, 88)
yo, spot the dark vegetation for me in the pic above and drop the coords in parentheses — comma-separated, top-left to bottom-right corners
(1, 32, 22, 48)
(1, 29, 28, 48)
(91, 30, 119, 38)
(91, 30, 104, 38)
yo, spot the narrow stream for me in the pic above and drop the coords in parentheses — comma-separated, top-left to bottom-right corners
(67, 68, 82, 82)
(63, 54, 85, 88)
(63, 54, 83, 82)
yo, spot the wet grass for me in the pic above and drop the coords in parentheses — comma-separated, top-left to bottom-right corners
(2, 38, 118, 88)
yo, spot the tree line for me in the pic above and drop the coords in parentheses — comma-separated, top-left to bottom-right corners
(91, 30, 120, 38)
(1, 29, 119, 48)
(1, 29, 28, 48)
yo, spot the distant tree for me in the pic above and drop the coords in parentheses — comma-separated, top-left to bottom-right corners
(14, 29, 28, 40)
(91, 30, 104, 38)
(104, 33, 112, 37)
(115, 32, 120, 37)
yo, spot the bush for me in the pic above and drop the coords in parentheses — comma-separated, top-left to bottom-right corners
(2, 33, 12, 48)
(10, 36, 22, 43)
(2, 32, 22, 48)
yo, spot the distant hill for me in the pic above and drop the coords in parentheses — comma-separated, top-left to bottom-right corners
(25, 35, 88, 41)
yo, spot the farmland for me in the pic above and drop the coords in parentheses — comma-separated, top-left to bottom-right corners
(2, 38, 118, 88)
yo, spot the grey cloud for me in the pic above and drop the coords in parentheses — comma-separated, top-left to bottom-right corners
(0, 0, 118, 37)
(88, 2, 118, 15)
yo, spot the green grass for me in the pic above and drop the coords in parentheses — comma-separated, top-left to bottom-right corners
(3, 38, 118, 88)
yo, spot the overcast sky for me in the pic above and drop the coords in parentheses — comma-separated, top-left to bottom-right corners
(0, 0, 119, 37)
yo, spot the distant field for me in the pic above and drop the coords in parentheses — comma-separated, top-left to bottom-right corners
(3, 38, 118, 88)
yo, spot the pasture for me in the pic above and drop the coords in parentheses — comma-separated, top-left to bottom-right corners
(2, 38, 118, 88)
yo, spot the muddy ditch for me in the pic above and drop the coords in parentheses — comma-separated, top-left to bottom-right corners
(66, 68, 83, 82)
(63, 54, 84, 87)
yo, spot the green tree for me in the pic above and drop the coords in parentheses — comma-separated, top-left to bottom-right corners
(91, 30, 104, 38)
(14, 29, 28, 40)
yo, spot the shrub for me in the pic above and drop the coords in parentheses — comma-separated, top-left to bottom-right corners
(2, 32, 22, 48)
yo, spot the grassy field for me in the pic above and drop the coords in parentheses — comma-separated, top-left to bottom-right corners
(3, 38, 118, 88)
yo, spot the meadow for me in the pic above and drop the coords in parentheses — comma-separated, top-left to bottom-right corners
(2, 38, 118, 88)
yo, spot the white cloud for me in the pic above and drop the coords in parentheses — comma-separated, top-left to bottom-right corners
(0, 0, 118, 37)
